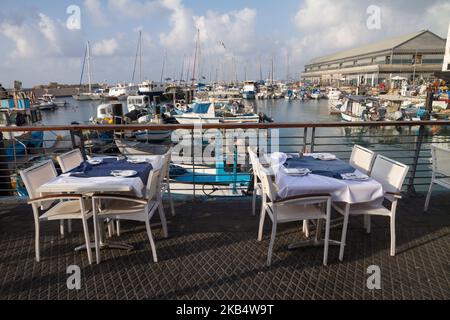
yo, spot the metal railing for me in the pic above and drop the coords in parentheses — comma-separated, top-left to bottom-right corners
(1, 120, 449, 202)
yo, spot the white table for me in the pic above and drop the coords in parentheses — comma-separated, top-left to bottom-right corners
(271, 153, 385, 204)
(270, 153, 385, 250)
(36, 155, 163, 251)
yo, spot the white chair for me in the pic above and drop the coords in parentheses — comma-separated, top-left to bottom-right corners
(57, 149, 84, 173)
(257, 162, 332, 266)
(91, 164, 168, 264)
(349, 145, 376, 175)
(424, 144, 450, 212)
(333, 155, 409, 260)
(19, 160, 94, 264)
(160, 148, 175, 216)
(248, 147, 263, 217)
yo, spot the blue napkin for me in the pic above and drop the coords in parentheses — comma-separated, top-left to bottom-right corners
(69, 158, 153, 184)
(284, 156, 355, 179)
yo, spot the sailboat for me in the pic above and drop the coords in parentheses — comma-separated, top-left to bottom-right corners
(73, 42, 101, 101)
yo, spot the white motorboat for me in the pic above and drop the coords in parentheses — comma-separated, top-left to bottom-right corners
(127, 95, 150, 112)
(326, 88, 342, 100)
(35, 94, 56, 110)
(174, 101, 260, 124)
(108, 83, 138, 100)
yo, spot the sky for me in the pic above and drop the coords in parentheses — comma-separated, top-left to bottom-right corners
(0, 0, 449, 87)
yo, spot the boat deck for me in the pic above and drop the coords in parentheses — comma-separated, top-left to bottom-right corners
(0, 192, 449, 300)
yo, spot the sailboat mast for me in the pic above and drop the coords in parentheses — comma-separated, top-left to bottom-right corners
(160, 51, 167, 83)
(87, 41, 92, 92)
(139, 30, 142, 83)
(191, 28, 200, 87)
(271, 55, 274, 85)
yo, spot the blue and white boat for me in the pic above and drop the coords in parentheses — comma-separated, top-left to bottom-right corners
(242, 81, 256, 100)
(1, 93, 44, 160)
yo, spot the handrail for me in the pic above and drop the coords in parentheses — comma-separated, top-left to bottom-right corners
(0, 120, 449, 132)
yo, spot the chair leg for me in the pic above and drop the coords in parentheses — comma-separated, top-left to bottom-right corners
(92, 200, 101, 264)
(158, 201, 169, 238)
(390, 214, 396, 256)
(145, 219, 158, 263)
(116, 220, 121, 237)
(68, 219, 72, 233)
(81, 218, 93, 265)
(252, 192, 256, 216)
(60, 220, 65, 238)
(323, 216, 331, 266)
(339, 205, 350, 262)
(303, 220, 310, 238)
(364, 215, 371, 234)
(35, 221, 40, 262)
(266, 222, 277, 267)
(257, 203, 266, 241)
(167, 183, 175, 216)
(107, 219, 115, 238)
(424, 182, 434, 212)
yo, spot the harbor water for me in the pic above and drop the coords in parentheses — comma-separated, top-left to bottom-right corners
(40, 97, 448, 191)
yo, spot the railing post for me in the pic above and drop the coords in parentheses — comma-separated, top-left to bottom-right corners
(78, 130, 87, 160)
(407, 124, 426, 195)
(310, 127, 316, 153)
(303, 127, 309, 153)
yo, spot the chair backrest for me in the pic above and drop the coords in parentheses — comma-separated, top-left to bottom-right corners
(371, 155, 409, 194)
(431, 144, 450, 177)
(146, 169, 161, 200)
(258, 162, 278, 203)
(19, 160, 58, 209)
(57, 149, 84, 173)
(248, 147, 261, 180)
(349, 145, 376, 175)
(162, 147, 173, 180)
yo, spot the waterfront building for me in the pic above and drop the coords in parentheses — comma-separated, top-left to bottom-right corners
(301, 30, 446, 86)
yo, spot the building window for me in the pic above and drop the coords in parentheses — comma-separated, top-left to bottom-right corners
(413, 54, 422, 64)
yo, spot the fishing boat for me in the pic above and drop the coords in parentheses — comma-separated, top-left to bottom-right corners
(34, 94, 56, 110)
(340, 96, 369, 122)
(0, 93, 44, 160)
(242, 81, 256, 100)
(138, 80, 165, 99)
(174, 101, 260, 124)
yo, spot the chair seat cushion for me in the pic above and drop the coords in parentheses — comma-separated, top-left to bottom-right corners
(333, 202, 391, 217)
(97, 199, 155, 217)
(40, 200, 91, 221)
(274, 203, 326, 223)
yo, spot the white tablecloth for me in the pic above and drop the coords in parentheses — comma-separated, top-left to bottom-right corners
(37, 175, 146, 197)
(37, 155, 164, 198)
(271, 153, 385, 204)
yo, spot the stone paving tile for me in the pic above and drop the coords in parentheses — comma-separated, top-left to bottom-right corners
(0, 193, 449, 300)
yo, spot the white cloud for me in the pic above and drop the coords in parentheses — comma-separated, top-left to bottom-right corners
(84, 0, 108, 26)
(108, 0, 161, 18)
(159, 0, 195, 51)
(92, 38, 119, 56)
(194, 8, 257, 55)
(423, 2, 450, 37)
